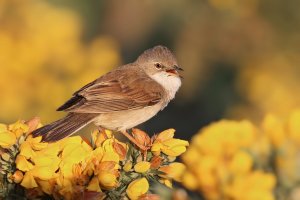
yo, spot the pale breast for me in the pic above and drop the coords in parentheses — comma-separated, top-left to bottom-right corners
(93, 102, 163, 131)
(150, 72, 181, 101)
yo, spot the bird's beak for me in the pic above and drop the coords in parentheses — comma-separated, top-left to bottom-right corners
(166, 65, 183, 78)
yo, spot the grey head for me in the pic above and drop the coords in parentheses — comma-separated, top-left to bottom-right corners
(135, 45, 183, 77)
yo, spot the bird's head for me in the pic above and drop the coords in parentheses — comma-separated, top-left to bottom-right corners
(135, 45, 183, 79)
(135, 45, 183, 98)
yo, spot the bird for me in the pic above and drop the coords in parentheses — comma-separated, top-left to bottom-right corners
(32, 45, 183, 150)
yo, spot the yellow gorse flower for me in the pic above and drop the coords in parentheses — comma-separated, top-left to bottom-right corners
(134, 161, 151, 173)
(0, 130, 16, 148)
(0, 119, 187, 199)
(182, 119, 273, 200)
(182, 110, 300, 200)
(151, 129, 189, 156)
(126, 178, 149, 200)
(0, 120, 30, 148)
(159, 162, 186, 182)
(225, 170, 276, 200)
(123, 161, 133, 172)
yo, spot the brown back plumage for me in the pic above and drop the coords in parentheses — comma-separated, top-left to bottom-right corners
(56, 64, 164, 113)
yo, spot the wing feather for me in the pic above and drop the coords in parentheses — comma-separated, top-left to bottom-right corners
(57, 66, 164, 113)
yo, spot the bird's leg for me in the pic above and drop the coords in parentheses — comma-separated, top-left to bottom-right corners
(120, 130, 148, 151)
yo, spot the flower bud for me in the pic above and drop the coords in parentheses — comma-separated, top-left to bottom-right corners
(123, 161, 133, 172)
(134, 161, 150, 173)
(11, 170, 24, 183)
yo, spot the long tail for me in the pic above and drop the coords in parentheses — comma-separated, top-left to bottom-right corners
(32, 113, 98, 142)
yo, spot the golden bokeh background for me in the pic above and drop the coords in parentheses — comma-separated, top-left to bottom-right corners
(0, 0, 121, 123)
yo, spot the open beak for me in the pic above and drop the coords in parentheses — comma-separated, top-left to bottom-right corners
(166, 65, 183, 78)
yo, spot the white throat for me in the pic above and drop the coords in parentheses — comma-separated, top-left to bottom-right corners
(150, 72, 181, 101)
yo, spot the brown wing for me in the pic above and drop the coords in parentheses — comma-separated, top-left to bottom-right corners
(57, 66, 164, 113)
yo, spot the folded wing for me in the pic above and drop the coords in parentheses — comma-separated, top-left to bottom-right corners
(57, 67, 164, 113)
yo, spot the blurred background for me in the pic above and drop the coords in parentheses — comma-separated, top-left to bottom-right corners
(1, 1, 300, 200)
(1, 0, 300, 139)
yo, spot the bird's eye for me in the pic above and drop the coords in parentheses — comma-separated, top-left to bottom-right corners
(154, 63, 162, 69)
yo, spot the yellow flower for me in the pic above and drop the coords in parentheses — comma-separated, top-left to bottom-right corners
(288, 110, 300, 145)
(21, 171, 38, 188)
(0, 130, 16, 148)
(26, 136, 48, 150)
(61, 141, 91, 165)
(156, 129, 175, 141)
(37, 179, 55, 195)
(112, 140, 128, 160)
(96, 161, 119, 174)
(132, 128, 151, 147)
(97, 171, 118, 189)
(151, 129, 189, 156)
(126, 178, 149, 200)
(19, 142, 36, 159)
(123, 161, 133, 172)
(160, 179, 172, 188)
(60, 139, 92, 178)
(229, 151, 253, 174)
(31, 166, 58, 180)
(32, 154, 60, 168)
(159, 162, 186, 182)
(101, 138, 120, 163)
(192, 120, 255, 157)
(58, 136, 82, 149)
(16, 155, 34, 172)
(8, 120, 29, 138)
(181, 146, 199, 166)
(262, 114, 286, 147)
(226, 171, 276, 200)
(275, 143, 298, 185)
(19, 136, 48, 159)
(1, 122, 186, 198)
(101, 151, 120, 163)
(38, 142, 61, 157)
(56, 176, 75, 199)
(161, 139, 189, 156)
(87, 176, 102, 192)
(183, 154, 219, 197)
(134, 161, 151, 173)
(102, 138, 126, 161)
(182, 171, 198, 190)
(92, 129, 113, 147)
(88, 146, 104, 166)
(11, 170, 24, 184)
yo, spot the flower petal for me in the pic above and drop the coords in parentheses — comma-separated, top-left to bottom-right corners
(126, 178, 149, 200)
(21, 171, 38, 188)
(156, 129, 175, 141)
(16, 155, 34, 171)
(87, 176, 102, 192)
(0, 130, 16, 148)
(134, 161, 150, 173)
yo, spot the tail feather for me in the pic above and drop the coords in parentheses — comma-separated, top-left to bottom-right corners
(32, 113, 98, 142)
